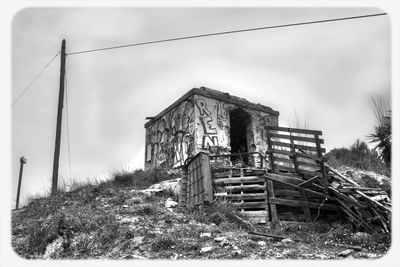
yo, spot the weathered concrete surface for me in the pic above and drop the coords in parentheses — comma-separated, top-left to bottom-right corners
(144, 87, 279, 170)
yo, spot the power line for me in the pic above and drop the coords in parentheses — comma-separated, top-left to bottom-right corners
(12, 51, 60, 107)
(67, 13, 387, 56)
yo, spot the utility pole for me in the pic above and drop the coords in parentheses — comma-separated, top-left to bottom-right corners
(15, 157, 27, 209)
(51, 39, 66, 195)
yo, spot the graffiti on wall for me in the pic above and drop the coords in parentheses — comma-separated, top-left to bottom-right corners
(145, 94, 279, 169)
(257, 112, 276, 141)
(146, 99, 195, 168)
(195, 97, 232, 153)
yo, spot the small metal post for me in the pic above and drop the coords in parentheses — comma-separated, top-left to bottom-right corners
(16, 157, 27, 209)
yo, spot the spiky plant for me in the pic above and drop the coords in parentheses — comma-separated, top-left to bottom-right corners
(368, 96, 391, 168)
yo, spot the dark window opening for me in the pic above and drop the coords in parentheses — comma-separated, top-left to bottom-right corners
(229, 108, 251, 165)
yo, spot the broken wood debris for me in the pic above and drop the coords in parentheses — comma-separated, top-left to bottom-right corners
(324, 165, 391, 233)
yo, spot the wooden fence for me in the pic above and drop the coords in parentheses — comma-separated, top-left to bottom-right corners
(265, 126, 328, 187)
(179, 152, 213, 206)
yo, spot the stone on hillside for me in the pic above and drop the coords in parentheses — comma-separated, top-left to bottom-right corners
(147, 178, 181, 195)
(214, 236, 226, 242)
(200, 232, 212, 238)
(165, 198, 178, 208)
(338, 249, 355, 257)
(257, 241, 267, 246)
(121, 254, 147, 260)
(200, 246, 213, 253)
(141, 188, 164, 195)
(281, 238, 294, 244)
(231, 249, 242, 256)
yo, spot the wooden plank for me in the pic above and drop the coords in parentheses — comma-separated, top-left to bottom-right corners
(263, 173, 308, 185)
(336, 199, 374, 232)
(270, 133, 324, 144)
(274, 189, 300, 198)
(275, 164, 320, 177)
(327, 187, 365, 208)
(271, 141, 325, 153)
(201, 153, 214, 202)
(214, 193, 267, 200)
(271, 149, 293, 156)
(213, 176, 266, 184)
(289, 133, 312, 222)
(241, 210, 268, 216)
(224, 184, 266, 192)
(300, 190, 312, 222)
(297, 168, 322, 177)
(263, 174, 326, 198)
(271, 141, 294, 149)
(233, 202, 267, 209)
(325, 164, 359, 186)
(194, 158, 200, 204)
(295, 152, 320, 161)
(274, 164, 295, 172)
(264, 181, 269, 220)
(298, 175, 320, 187)
(269, 198, 339, 211)
(189, 164, 194, 205)
(355, 190, 391, 212)
(314, 133, 328, 187)
(242, 211, 268, 224)
(267, 180, 278, 222)
(179, 171, 187, 206)
(265, 129, 276, 172)
(274, 157, 294, 165)
(266, 126, 322, 135)
(297, 160, 321, 169)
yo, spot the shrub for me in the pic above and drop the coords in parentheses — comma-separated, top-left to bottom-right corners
(14, 204, 119, 258)
(325, 140, 390, 176)
(151, 236, 176, 252)
(112, 168, 181, 189)
(187, 201, 252, 231)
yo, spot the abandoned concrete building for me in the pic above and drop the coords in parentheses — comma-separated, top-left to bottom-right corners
(143, 87, 390, 230)
(144, 87, 279, 170)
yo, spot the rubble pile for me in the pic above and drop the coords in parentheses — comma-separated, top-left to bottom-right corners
(325, 164, 391, 233)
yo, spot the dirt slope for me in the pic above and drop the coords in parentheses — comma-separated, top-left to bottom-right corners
(11, 178, 390, 260)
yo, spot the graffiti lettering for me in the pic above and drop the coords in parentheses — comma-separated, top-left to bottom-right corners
(195, 99, 212, 116)
(202, 135, 219, 149)
(199, 116, 217, 134)
(145, 99, 195, 168)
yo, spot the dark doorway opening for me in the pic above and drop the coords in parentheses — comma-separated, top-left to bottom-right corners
(229, 108, 251, 165)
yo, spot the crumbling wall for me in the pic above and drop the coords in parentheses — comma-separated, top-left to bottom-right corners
(145, 97, 195, 170)
(145, 93, 279, 170)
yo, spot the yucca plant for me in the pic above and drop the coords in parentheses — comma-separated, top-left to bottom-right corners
(368, 96, 391, 168)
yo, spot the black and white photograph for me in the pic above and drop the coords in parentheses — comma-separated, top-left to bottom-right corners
(1, 4, 398, 266)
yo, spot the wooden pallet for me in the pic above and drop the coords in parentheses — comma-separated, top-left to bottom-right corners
(212, 167, 269, 223)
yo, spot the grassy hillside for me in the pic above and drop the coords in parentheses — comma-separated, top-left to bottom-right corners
(12, 169, 390, 259)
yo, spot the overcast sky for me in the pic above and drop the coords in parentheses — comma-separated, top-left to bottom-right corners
(11, 7, 390, 205)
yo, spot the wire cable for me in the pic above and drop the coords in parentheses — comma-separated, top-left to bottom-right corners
(12, 51, 60, 107)
(67, 13, 387, 56)
(64, 59, 72, 179)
